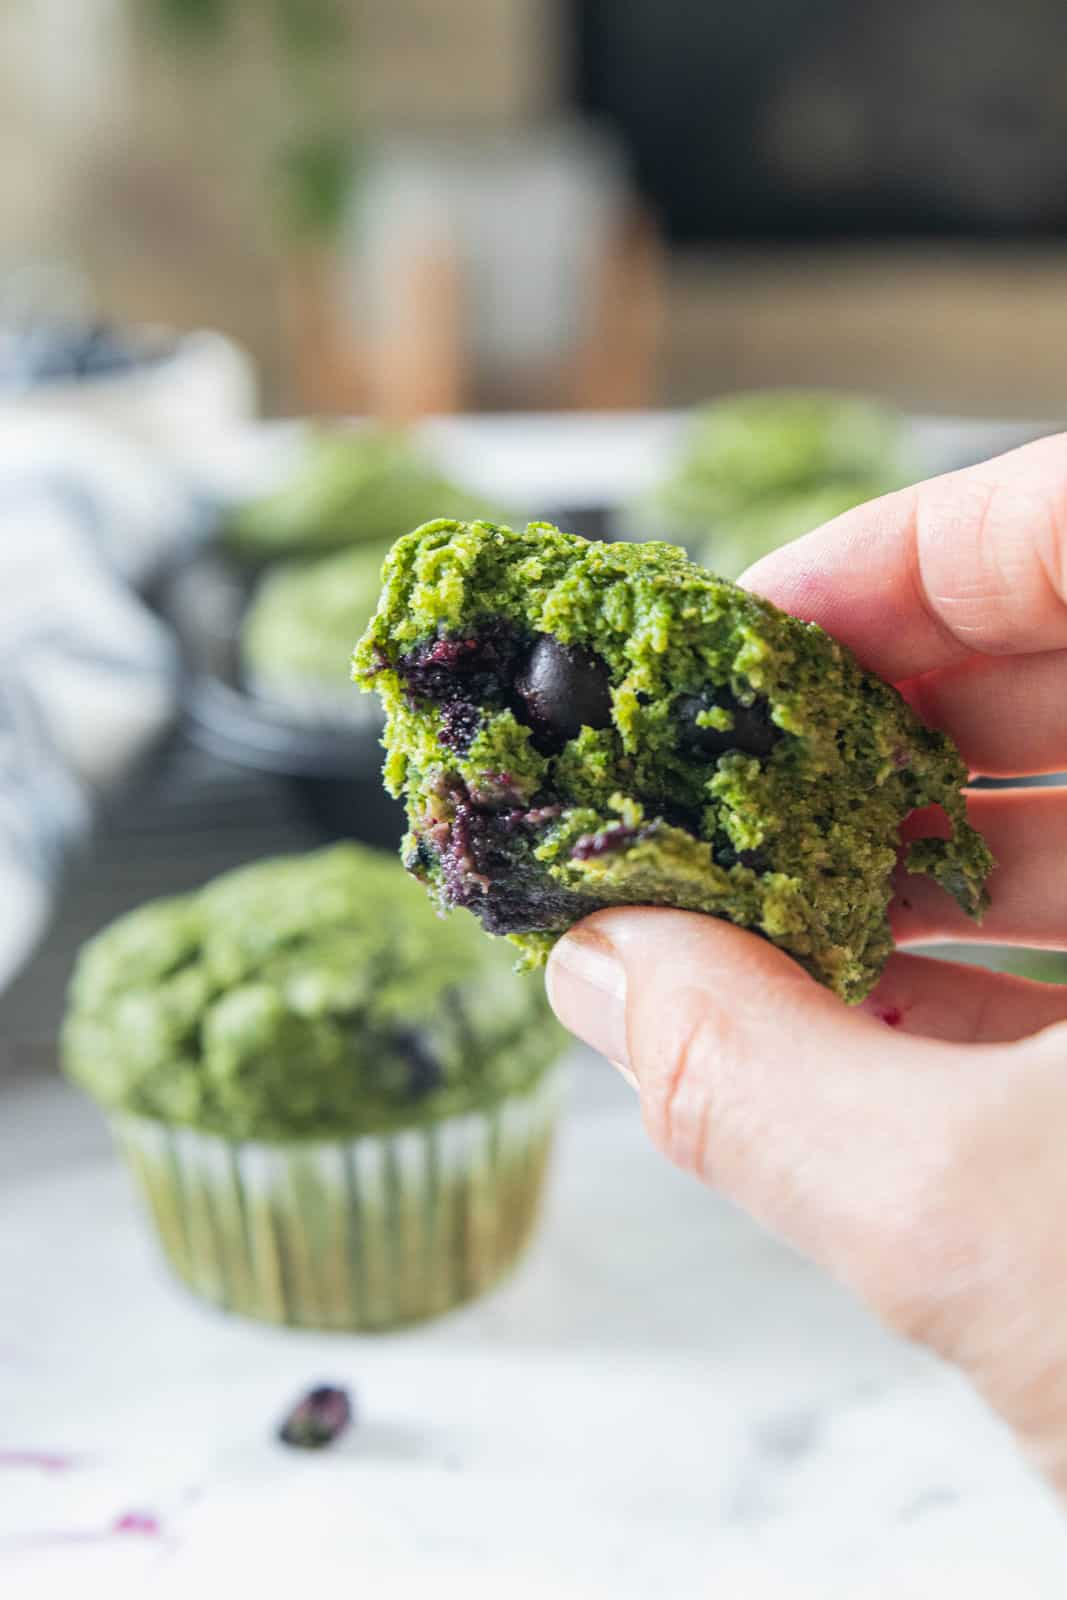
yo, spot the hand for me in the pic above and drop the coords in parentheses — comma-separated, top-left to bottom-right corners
(546, 434, 1067, 1494)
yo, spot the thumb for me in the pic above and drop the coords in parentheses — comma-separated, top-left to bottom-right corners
(545, 908, 990, 1312)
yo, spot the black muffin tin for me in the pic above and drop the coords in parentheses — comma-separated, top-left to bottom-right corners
(155, 546, 404, 845)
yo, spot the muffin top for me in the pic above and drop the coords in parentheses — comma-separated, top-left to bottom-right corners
(697, 479, 895, 580)
(226, 427, 505, 562)
(646, 390, 906, 559)
(62, 843, 561, 1141)
(242, 544, 388, 692)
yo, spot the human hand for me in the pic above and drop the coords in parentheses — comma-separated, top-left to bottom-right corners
(546, 434, 1067, 1493)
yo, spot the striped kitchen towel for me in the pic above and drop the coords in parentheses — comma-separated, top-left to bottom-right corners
(0, 412, 208, 990)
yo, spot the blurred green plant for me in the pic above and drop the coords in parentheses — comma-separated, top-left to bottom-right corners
(148, 0, 344, 51)
(274, 132, 359, 243)
(142, 0, 357, 241)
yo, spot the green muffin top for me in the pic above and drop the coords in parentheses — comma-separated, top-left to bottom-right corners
(698, 479, 897, 580)
(226, 427, 506, 562)
(62, 843, 562, 1141)
(645, 391, 907, 573)
(354, 519, 991, 1002)
(242, 544, 388, 692)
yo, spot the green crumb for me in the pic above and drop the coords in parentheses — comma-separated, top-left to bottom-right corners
(354, 519, 992, 1003)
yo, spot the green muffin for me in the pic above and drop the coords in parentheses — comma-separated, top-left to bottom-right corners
(226, 427, 505, 562)
(640, 391, 907, 578)
(696, 479, 897, 581)
(241, 544, 388, 726)
(940, 947, 1067, 985)
(63, 844, 564, 1329)
(354, 520, 991, 1004)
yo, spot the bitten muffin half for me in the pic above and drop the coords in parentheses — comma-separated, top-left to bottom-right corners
(354, 520, 992, 1004)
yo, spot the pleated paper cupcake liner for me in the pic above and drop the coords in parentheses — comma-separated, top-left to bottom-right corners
(112, 1066, 560, 1332)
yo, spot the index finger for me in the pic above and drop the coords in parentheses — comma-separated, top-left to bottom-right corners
(740, 432, 1067, 682)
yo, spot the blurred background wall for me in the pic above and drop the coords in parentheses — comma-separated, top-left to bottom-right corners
(4, 0, 1067, 418)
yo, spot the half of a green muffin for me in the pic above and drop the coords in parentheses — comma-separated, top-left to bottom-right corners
(354, 520, 992, 1003)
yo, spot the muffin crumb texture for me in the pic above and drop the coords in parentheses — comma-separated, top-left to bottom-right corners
(354, 520, 992, 1003)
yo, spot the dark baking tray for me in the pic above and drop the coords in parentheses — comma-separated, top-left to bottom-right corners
(154, 545, 404, 843)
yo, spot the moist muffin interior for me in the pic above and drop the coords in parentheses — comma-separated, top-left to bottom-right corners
(354, 519, 992, 1003)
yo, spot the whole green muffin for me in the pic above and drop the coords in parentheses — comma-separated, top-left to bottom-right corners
(242, 544, 387, 722)
(656, 390, 905, 526)
(695, 479, 897, 581)
(639, 390, 907, 578)
(62, 842, 560, 1141)
(354, 520, 992, 1003)
(226, 427, 505, 562)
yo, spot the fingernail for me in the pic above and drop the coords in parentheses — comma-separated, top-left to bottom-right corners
(546, 926, 630, 1070)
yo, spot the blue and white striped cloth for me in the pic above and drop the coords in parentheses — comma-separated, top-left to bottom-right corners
(0, 413, 208, 989)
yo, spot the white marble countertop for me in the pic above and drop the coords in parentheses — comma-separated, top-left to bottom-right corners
(3, 1059, 1067, 1599)
(4, 405, 1066, 1596)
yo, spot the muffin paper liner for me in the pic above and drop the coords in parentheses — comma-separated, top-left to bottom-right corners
(111, 1067, 560, 1331)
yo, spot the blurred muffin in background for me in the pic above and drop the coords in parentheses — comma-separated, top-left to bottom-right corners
(682, 478, 895, 585)
(637, 390, 909, 578)
(1006, 951, 1067, 983)
(241, 544, 386, 729)
(971, 948, 1067, 985)
(62, 843, 564, 1331)
(225, 426, 505, 563)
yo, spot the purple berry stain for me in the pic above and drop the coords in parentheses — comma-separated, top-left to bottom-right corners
(278, 1384, 353, 1450)
(112, 1510, 162, 1537)
(0, 1449, 77, 1473)
(570, 822, 641, 860)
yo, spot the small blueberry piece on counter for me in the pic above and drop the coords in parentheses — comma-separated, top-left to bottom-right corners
(278, 1384, 354, 1450)
(514, 635, 613, 746)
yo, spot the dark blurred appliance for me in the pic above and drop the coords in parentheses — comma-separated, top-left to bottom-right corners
(572, 0, 1067, 243)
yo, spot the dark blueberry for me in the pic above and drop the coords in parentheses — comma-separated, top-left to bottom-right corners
(439, 699, 481, 754)
(712, 836, 769, 873)
(395, 1029, 444, 1098)
(514, 635, 612, 751)
(278, 1385, 353, 1450)
(677, 689, 779, 760)
(398, 620, 521, 705)
(648, 797, 704, 835)
(405, 834, 437, 876)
